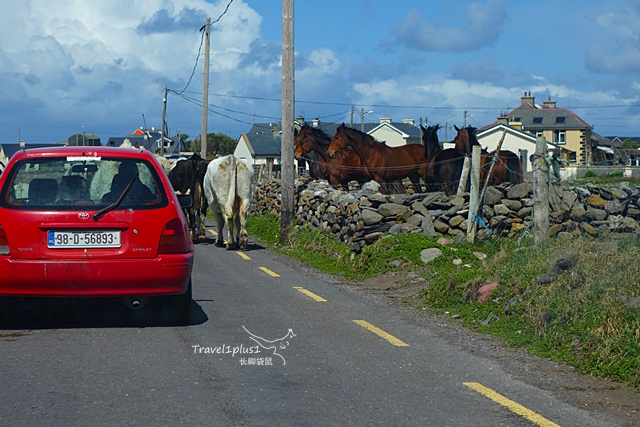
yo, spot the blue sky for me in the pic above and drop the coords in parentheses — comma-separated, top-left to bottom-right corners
(1, 0, 639, 146)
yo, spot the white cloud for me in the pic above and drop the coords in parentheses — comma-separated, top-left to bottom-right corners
(392, 0, 508, 52)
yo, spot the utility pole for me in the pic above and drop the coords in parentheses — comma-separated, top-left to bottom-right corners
(161, 84, 167, 156)
(201, 17, 210, 160)
(361, 108, 365, 132)
(349, 105, 354, 128)
(463, 110, 468, 127)
(280, 0, 294, 244)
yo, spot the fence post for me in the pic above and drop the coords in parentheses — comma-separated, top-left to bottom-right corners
(467, 145, 481, 243)
(533, 136, 550, 246)
(457, 156, 471, 195)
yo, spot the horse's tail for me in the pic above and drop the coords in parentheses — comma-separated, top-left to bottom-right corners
(226, 155, 238, 214)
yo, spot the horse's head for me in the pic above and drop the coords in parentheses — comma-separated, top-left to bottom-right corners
(327, 124, 350, 158)
(453, 125, 478, 155)
(421, 124, 441, 157)
(294, 124, 314, 158)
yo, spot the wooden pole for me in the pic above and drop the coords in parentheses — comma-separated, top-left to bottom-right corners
(533, 135, 550, 246)
(467, 145, 481, 242)
(457, 156, 471, 195)
(280, 0, 294, 244)
(478, 129, 507, 205)
(161, 84, 167, 156)
(201, 18, 210, 160)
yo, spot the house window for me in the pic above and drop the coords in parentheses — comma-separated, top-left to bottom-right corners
(536, 131, 543, 138)
(266, 157, 274, 164)
(555, 116, 566, 124)
(532, 117, 543, 124)
(568, 151, 576, 163)
(554, 130, 566, 144)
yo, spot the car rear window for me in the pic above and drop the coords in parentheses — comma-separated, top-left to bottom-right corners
(0, 156, 168, 210)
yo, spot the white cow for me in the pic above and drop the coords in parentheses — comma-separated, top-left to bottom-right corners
(203, 155, 254, 250)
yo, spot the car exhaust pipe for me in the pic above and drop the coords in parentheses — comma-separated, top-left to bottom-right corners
(123, 296, 149, 310)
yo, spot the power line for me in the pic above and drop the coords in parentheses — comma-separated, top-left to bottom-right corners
(175, 0, 235, 95)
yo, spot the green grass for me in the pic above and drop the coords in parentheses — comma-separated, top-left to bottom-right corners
(246, 211, 640, 390)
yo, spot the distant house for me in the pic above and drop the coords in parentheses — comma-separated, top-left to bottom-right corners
(105, 128, 186, 155)
(67, 133, 101, 146)
(476, 123, 549, 173)
(606, 136, 640, 165)
(480, 92, 594, 165)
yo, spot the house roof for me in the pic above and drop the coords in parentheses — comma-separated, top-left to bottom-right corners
(476, 123, 536, 142)
(481, 102, 593, 132)
(477, 123, 570, 151)
(607, 136, 640, 144)
(243, 126, 281, 157)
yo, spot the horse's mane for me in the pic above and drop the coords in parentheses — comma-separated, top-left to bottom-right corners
(339, 125, 383, 147)
(299, 124, 332, 146)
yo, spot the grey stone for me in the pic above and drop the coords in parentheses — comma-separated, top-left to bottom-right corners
(361, 209, 384, 226)
(378, 203, 409, 217)
(420, 247, 443, 264)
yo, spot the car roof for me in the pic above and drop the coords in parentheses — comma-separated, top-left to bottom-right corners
(9, 146, 153, 162)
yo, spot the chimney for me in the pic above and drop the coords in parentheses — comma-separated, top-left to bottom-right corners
(497, 113, 509, 125)
(312, 118, 320, 127)
(521, 91, 535, 107)
(380, 116, 392, 124)
(543, 96, 557, 109)
(403, 118, 415, 126)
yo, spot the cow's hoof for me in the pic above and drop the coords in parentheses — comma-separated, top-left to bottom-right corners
(225, 242, 239, 250)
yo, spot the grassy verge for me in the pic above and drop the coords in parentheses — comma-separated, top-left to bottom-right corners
(246, 211, 640, 390)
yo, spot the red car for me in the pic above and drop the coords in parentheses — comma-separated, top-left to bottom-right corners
(0, 146, 194, 325)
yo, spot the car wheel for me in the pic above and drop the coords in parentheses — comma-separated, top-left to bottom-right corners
(165, 279, 192, 326)
(0, 303, 4, 329)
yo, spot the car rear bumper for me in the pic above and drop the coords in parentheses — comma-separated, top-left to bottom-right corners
(0, 254, 193, 297)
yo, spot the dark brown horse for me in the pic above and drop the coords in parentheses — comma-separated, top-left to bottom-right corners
(420, 124, 466, 195)
(326, 124, 429, 192)
(293, 124, 371, 187)
(452, 125, 524, 187)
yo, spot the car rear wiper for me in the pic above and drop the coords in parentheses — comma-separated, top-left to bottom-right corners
(93, 173, 139, 221)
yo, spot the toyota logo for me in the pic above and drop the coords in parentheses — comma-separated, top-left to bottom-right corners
(78, 212, 90, 220)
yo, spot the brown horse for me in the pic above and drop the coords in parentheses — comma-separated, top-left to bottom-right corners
(420, 124, 466, 195)
(327, 124, 429, 192)
(293, 124, 371, 187)
(452, 125, 524, 187)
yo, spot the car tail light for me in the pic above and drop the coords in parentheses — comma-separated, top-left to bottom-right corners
(0, 225, 8, 255)
(159, 219, 193, 254)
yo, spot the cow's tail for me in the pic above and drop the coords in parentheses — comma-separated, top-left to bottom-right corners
(226, 155, 238, 213)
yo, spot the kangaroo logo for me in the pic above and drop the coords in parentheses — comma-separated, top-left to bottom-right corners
(242, 326, 296, 365)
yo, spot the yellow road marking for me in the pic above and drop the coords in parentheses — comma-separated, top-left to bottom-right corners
(463, 382, 561, 427)
(207, 229, 218, 236)
(236, 251, 251, 260)
(353, 320, 409, 347)
(293, 287, 327, 302)
(259, 267, 280, 277)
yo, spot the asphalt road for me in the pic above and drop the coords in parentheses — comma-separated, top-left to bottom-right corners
(0, 227, 627, 427)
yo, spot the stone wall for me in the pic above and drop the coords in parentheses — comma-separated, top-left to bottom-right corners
(251, 179, 640, 252)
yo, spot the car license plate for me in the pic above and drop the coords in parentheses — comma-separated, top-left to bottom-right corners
(48, 230, 121, 248)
